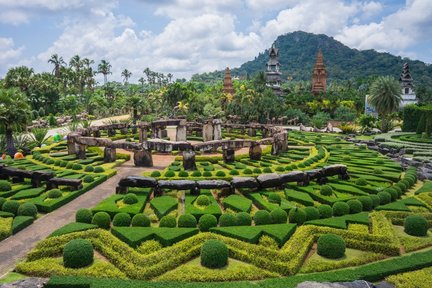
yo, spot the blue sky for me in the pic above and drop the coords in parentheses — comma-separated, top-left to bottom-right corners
(0, 0, 431, 82)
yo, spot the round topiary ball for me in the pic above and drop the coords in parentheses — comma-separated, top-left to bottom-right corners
(404, 215, 429, 237)
(332, 202, 350, 217)
(347, 199, 363, 214)
(317, 234, 346, 259)
(83, 175, 94, 183)
(123, 193, 138, 205)
(76, 208, 93, 224)
(17, 202, 38, 218)
(373, 168, 383, 175)
(355, 178, 368, 186)
(270, 208, 288, 224)
(131, 214, 151, 227)
(318, 204, 333, 218)
(358, 196, 373, 211)
(370, 194, 381, 208)
(320, 185, 333, 196)
(219, 213, 237, 227)
(72, 164, 82, 170)
(112, 212, 131, 227)
(48, 189, 62, 199)
(91, 212, 111, 229)
(178, 171, 189, 177)
(84, 165, 94, 172)
(196, 195, 210, 206)
(304, 206, 320, 220)
(376, 159, 384, 164)
(159, 215, 177, 228)
(2, 200, 20, 215)
(0, 197, 6, 209)
(268, 193, 281, 204)
(215, 171, 226, 177)
(178, 214, 197, 228)
(0, 180, 11, 192)
(254, 210, 272, 225)
(236, 212, 252, 226)
(200, 239, 228, 268)
(377, 191, 392, 205)
(63, 238, 94, 268)
(150, 171, 161, 177)
(94, 166, 105, 173)
(198, 214, 218, 232)
(288, 208, 307, 225)
(385, 188, 399, 201)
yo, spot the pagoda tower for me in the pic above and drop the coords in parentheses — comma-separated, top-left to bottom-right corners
(311, 49, 327, 95)
(223, 67, 235, 95)
(265, 44, 282, 91)
(399, 63, 417, 107)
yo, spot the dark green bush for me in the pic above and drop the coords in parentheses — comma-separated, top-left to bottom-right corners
(243, 169, 253, 175)
(164, 170, 175, 177)
(304, 206, 320, 220)
(270, 208, 287, 224)
(254, 210, 272, 225)
(359, 196, 373, 211)
(229, 169, 239, 176)
(385, 188, 399, 201)
(347, 199, 363, 214)
(112, 213, 131, 227)
(376, 159, 385, 164)
(200, 239, 228, 268)
(63, 238, 94, 268)
(123, 193, 138, 205)
(91, 212, 111, 229)
(219, 213, 237, 227)
(159, 215, 177, 228)
(2, 200, 20, 215)
(191, 171, 202, 177)
(196, 195, 210, 206)
(253, 168, 262, 174)
(199, 214, 217, 232)
(236, 212, 252, 226)
(333, 202, 350, 216)
(178, 214, 197, 228)
(275, 166, 285, 172)
(317, 234, 346, 259)
(355, 178, 368, 186)
(131, 214, 150, 227)
(377, 191, 392, 205)
(320, 185, 333, 196)
(215, 171, 226, 177)
(84, 166, 94, 172)
(72, 164, 82, 170)
(0, 180, 11, 192)
(288, 208, 307, 225)
(150, 171, 161, 177)
(404, 215, 429, 237)
(83, 175, 94, 183)
(318, 204, 333, 218)
(94, 166, 104, 173)
(66, 162, 74, 169)
(76, 208, 93, 224)
(263, 167, 273, 173)
(17, 202, 38, 218)
(0, 197, 6, 209)
(268, 193, 281, 204)
(48, 189, 62, 199)
(392, 185, 403, 197)
(178, 171, 189, 177)
(203, 171, 213, 177)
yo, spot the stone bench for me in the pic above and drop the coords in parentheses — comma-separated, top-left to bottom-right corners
(116, 176, 158, 193)
(47, 178, 83, 191)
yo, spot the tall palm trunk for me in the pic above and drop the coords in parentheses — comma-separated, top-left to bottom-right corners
(5, 129, 16, 156)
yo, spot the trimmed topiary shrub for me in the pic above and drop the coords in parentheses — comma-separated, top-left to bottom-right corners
(320, 185, 333, 196)
(94, 166, 105, 173)
(215, 171, 226, 177)
(229, 169, 239, 176)
(373, 168, 383, 175)
(219, 213, 237, 227)
(304, 206, 320, 220)
(17, 202, 38, 218)
(84, 166, 94, 172)
(317, 234, 346, 259)
(254, 210, 272, 225)
(318, 204, 333, 218)
(178, 214, 197, 228)
(191, 171, 202, 177)
(253, 168, 262, 174)
(196, 195, 210, 206)
(178, 171, 189, 177)
(370, 194, 381, 208)
(76, 208, 93, 224)
(123, 193, 138, 205)
(63, 238, 94, 268)
(199, 214, 217, 232)
(377, 191, 392, 205)
(2, 200, 20, 215)
(91, 212, 111, 229)
(385, 188, 399, 201)
(0, 180, 11, 192)
(164, 170, 175, 178)
(112, 212, 131, 227)
(203, 171, 213, 177)
(72, 164, 82, 170)
(0, 197, 6, 210)
(48, 189, 62, 199)
(376, 159, 385, 164)
(150, 171, 161, 177)
(131, 214, 151, 227)
(355, 178, 368, 186)
(347, 199, 363, 214)
(66, 162, 74, 169)
(236, 212, 252, 226)
(359, 196, 373, 211)
(200, 239, 228, 268)
(288, 208, 307, 225)
(160, 215, 177, 228)
(268, 193, 281, 204)
(263, 167, 273, 173)
(333, 201, 350, 216)
(243, 169, 253, 175)
(83, 175, 94, 183)
(270, 208, 287, 224)
(404, 215, 429, 237)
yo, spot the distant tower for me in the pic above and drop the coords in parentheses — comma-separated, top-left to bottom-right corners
(399, 63, 417, 107)
(223, 67, 235, 95)
(266, 44, 282, 91)
(311, 49, 327, 95)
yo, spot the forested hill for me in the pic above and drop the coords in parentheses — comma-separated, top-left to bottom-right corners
(192, 31, 432, 87)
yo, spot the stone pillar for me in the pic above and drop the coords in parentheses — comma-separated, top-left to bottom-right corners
(67, 138, 76, 155)
(203, 122, 213, 142)
(93, 130, 101, 138)
(248, 128, 256, 137)
(223, 148, 235, 163)
(158, 129, 168, 139)
(176, 125, 187, 142)
(134, 149, 153, 167)
(139, 128, 148, 143)
(249, 144, 262, 160)
(213, 119, 222, 140)
(183, 150, 197, 170)
(104, 147, 117, 163)
(76, 144, 87, 159)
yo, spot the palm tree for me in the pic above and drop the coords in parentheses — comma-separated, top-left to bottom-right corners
(138, 77, 145, 89)
(121, 69, 132, 84)
(4, 66, 34, 93)
(98, 60, 112, 85)
(48, 54, 65, 78)
(0, 88, 31, 156)
(368, 76, 402, 132)
(167, 73, 173, 83)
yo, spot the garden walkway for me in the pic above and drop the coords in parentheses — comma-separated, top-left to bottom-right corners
(0, 159, 153, 277)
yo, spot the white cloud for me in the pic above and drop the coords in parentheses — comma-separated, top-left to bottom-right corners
(0, 38, 23, 64)
(154, 0, 243, 18)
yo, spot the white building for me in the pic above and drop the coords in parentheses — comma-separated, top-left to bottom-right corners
(399, 63, 418, 108)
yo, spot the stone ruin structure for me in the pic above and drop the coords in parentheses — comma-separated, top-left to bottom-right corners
(311, 49, 327, 95)
(66, 119, 289, 170)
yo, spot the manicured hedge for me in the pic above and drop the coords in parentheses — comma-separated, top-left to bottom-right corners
(150, 196, 178, 219)
(12, 216, 34, 234)
(49, 222, 98, 238)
